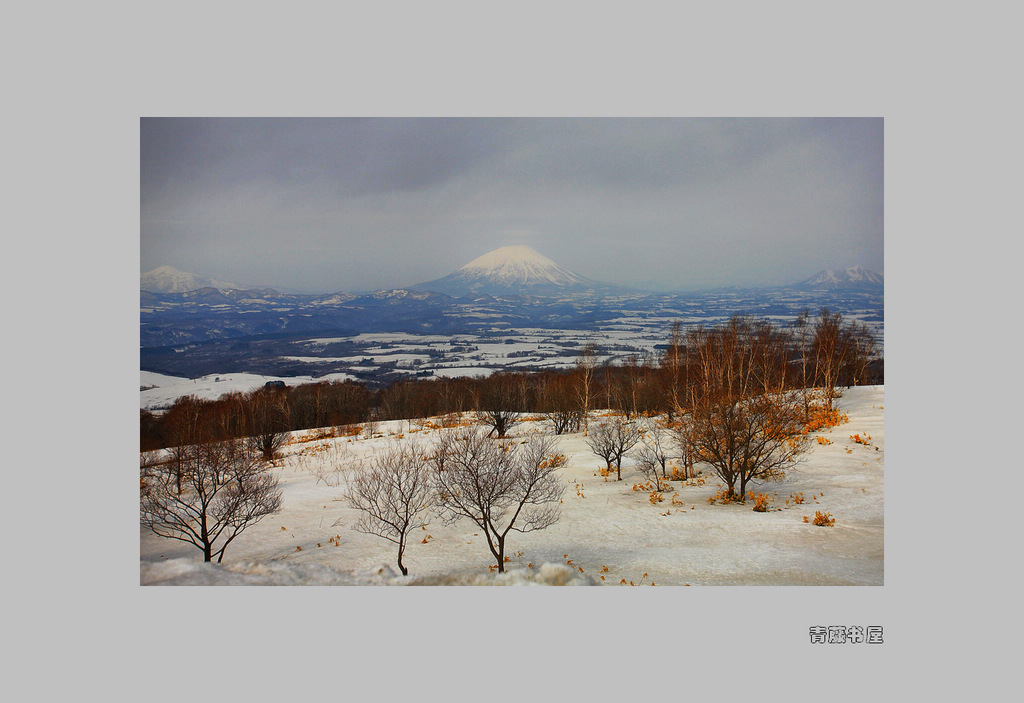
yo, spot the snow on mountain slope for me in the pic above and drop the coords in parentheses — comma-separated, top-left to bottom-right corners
(141, 265, 246, 293)
(458, 245, 590, 287)
(412, 245, 607, 296)
(798, 265, 884, 288)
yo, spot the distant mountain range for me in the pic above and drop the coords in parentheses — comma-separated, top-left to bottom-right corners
(140, 251, 885, 374)
(141, 254, 882, 298)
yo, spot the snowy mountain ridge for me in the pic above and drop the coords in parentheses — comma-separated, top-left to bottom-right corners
(798, 265, 883, 288)
(141, 265, 246, 294)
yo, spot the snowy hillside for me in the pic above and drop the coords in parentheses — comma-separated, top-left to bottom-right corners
(141, 385, 884, 586)
(140, 370, 359, 411)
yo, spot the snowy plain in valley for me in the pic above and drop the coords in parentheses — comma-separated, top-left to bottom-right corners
(140, 385, 884, 587)
(140, 370, 359, 411)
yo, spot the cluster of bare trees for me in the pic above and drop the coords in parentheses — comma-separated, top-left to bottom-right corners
(583, 414, 694, 485)
(141, 380, 370, 453)
(576, 311, 874, 499)
(342, 428, 567, 576)
(140, 386, 295, 563)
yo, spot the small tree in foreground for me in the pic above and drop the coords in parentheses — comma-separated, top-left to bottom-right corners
(140, 439, 282, 563)
(345, 442, 434, 576)
(634, 420, 673, 484)
(585, 416, 642, 481)
(430, 428, 566, 572)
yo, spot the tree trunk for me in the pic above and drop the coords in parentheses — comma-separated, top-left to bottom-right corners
(397, 540, 408, 576)
(201, 515, 212, 562)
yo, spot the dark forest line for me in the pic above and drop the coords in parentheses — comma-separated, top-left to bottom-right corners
(140, 309, 881, 453)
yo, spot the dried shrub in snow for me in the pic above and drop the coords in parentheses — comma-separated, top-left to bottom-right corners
(803, 510, 835, 526)
(749, 491, 772, 512)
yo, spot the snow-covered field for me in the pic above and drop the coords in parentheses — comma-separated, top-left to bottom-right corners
(141, 386, 884, 586)
(140, 370, 358, 411)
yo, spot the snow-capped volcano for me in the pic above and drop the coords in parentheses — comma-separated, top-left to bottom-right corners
(796, 266, 884, 289)
(141, 265, 246, 294)
(412, 245, 609, 297)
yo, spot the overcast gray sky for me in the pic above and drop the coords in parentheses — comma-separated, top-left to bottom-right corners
(141, 117, 882, 293)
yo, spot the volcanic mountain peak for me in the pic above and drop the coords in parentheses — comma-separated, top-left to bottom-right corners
(456, 245, 587, 286)
(410, 245, 609, 297)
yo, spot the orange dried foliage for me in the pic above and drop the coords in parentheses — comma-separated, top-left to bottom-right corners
(750, 491, 772, 512)
(803, 404, 849, 434)
(539, 453, 568, 469)
(707, 486, 740, 504)
(669, 467, 690, 481)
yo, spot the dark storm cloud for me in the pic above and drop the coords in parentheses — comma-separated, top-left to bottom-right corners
(142, 118, 516, 197)
(140, 117, 883, 293)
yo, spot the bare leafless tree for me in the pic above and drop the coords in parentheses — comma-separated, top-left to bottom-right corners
(634, 419, 673, 483)
(662, 320, 687, 420)
(430, 428, 566, 572)
(669, 412, 697, 479)
(140, 438, 283, 562)
(791, 309, 814, 419)
(688, 391, 807, 500)
(844, 321, 877, 387)
(345, 442, 435, 576)
(585, 416, 642, 481)
(811, 308, 851, 410)
(574, 343, 599, 435)
(245, 386, 290, 460)
(476, 373, 524, 438)
(539, 372, 582, 435)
